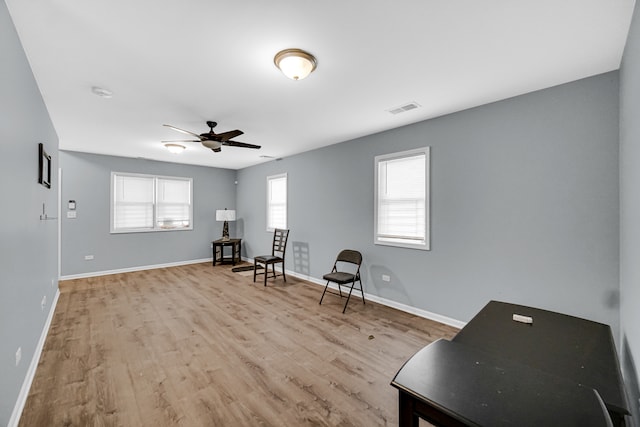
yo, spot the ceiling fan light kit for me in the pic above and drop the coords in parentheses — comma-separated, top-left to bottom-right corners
(274, 48, 317, 80)
(162, 121, 261, 154)
(164, 143, 186, 154)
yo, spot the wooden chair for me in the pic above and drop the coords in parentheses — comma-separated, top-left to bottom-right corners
(253, 229, 290, 286)
(319, 249, 365, 313)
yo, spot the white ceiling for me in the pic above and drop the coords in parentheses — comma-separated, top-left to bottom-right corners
(7, 0, 635, 170)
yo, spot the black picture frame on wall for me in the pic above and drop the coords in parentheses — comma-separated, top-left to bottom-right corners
(38, 143, 51, 189)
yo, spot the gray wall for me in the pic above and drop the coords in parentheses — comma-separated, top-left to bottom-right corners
(238, 72, 620, 334)
(620, 0, 640, 423)
(60, 151, 237, 277)
(0, 1, 60, 424)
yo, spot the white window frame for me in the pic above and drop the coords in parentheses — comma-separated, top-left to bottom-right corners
(374, 147, 430, 250)
(266, 173, 287, 232)
(110, 172, 193, 234)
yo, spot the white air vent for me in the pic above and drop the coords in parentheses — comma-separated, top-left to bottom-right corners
(387, 102, 421, 115)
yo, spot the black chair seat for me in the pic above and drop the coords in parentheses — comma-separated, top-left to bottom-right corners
(255, 255, 282, 263)
(322, 272, 356, 284)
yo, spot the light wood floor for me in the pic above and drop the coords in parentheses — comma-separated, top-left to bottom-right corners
(19, 262, 458, 427)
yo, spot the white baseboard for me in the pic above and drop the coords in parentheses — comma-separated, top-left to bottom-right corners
(8, 288, 60, 427)
(59, 258, 212, 281)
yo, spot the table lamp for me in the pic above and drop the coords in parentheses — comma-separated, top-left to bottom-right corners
(216, 208, 236, 241)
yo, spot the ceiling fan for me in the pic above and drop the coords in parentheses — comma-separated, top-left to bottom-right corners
(162, 121, 261, 152)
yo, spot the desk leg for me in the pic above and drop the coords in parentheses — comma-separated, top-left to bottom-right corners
(398, 391, 420, 427)
(399, 390, 469, 427)
(212, 245, 216, 266)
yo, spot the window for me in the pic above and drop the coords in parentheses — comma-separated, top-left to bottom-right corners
(267, 173, 287, 231)
(111, 172, 193, 233)
(374, 147, 430, 250)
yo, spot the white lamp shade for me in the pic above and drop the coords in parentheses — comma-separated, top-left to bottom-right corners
(216, 209, 236, 221)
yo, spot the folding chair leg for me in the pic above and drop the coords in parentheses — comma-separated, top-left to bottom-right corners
(342, 280, 357, 313)
(319, 281, 331, 305)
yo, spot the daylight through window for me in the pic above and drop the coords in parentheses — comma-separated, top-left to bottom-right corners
(111, 172, 193, 233)
(374, 147, 430, 250)
(267, 173, 287, 231)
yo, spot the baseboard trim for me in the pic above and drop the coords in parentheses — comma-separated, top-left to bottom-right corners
(8, 288, 60, 427)
(59, 258, 213, 281)
(241, 257, 466, 330)
(365, 292, 466, 329)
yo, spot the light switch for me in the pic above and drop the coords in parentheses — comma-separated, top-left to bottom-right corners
(67, 211, 77, 219)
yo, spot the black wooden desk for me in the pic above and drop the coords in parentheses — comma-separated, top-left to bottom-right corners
(391, 300, 629, 426)
(392, 339, 613, 427)
(452, 301, 629, 425)
(212, 238, 241, 266)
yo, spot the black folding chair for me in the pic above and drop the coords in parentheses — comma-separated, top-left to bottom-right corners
(319, 249, 365, 313)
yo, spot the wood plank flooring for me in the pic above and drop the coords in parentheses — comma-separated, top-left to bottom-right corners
(19, 262, 458, 427)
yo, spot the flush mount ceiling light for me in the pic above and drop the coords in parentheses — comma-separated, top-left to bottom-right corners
(274, 48, 317, 80)
(164, 143, 186, 154)
(91, 86, 113, 98)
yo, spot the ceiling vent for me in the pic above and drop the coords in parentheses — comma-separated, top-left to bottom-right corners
(388, 102, 421, 115)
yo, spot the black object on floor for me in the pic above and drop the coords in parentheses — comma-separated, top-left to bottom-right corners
(232, 265, 263, 273)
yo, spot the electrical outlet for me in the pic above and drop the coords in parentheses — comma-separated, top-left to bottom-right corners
(15, 347, 21, 366)
(51, 278, 55, 287)
(41, 295, 46, 310)
(84, 255, 94, 260)
(382, 274, 391, 282)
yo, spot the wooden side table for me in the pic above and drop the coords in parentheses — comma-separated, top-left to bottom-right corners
(212, 238, 242, 266)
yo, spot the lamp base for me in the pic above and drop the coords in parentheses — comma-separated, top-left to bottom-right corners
(222, 220, 230, 241)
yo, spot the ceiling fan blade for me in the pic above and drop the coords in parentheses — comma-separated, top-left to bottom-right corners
(163, 124, 202, 139)
(223, 141, 261, 149)
(161, 139, 200, 143)
(216, 129, 244, 142)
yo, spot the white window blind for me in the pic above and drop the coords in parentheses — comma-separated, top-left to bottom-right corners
(156, 178, 191, 229)
(111, 172, 193, 233)
(267, 173, 287, 231)
(113, 174, 154, 230)
(375, 147, 430, 250)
